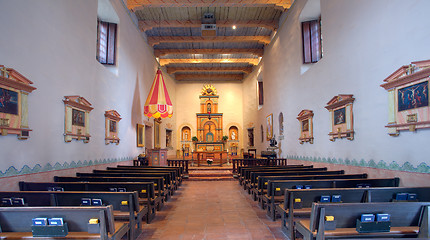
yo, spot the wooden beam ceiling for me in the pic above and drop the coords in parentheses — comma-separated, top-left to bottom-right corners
(128, 0, 293, 10)
(159, 58, 260, 66)
(154, 48, 263, 57)
(175, 73, 243, 81)
(167, 66, 253, 74)
(148, 36, 271, 46)
(139, 20, 278, 31)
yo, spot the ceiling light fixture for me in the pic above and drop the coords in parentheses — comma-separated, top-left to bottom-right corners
(232, 25, 237, 30)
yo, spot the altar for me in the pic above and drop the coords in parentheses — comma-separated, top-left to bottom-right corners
(192, 151, 228, 166)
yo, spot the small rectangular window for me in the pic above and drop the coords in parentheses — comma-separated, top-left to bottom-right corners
(302, 19, 321, 63)
(97, 20, 117, 65)
(258, 81, 264, 105)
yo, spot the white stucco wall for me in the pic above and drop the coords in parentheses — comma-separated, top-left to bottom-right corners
(243, 0, 430, 172)
(0, 0, 176, 175)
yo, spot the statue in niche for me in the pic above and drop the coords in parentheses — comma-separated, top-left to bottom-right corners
(231, 131, 236, 140)
(207, 103, 211, 113)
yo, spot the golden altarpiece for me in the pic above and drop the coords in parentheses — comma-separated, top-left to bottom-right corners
(195, 85, 224, 151)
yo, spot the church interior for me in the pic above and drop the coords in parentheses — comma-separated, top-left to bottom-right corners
(0, 0, 430, 239)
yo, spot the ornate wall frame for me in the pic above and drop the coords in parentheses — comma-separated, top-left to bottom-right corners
(325, 94, 355, 141)
(0, 65, 36, 140)
(136, 124, 145, 147)
(297, 109, 314, 144)
(63, 96, 93, 143)
(105, 110, 121, 145)
(266, 113, 273, 141)
(381, 60, 430, 136)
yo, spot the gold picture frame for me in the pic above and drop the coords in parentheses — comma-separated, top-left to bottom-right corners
(136, 124, 145, 147)
(266, 113, 273, 141)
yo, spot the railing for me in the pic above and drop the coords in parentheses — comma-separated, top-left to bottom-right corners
(167, 159, 189, 174)
(232, 158, 288, 174)
(133, 157, 148, 166)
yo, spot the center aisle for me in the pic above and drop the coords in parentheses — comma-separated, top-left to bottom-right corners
(138, 181, 288, 240)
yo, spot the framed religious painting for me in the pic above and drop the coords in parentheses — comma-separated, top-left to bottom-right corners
(63, 96, 93, 143)
(325, 94, 355, 141)
(297, 110, 314, 144)
(136, 124, 145, 147)
(266, 113, 273, 141)
(0, 65, 36, 139)
(105, 110, 121, 145)
(381, 60, 430, 136)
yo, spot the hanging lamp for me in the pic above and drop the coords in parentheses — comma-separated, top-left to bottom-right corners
(144, 68, 173, 119)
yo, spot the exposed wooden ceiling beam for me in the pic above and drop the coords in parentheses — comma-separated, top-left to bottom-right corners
(167, 66, 253, 74)
(139, 20, 278, 31)
(175, 73, 243, 81)
(128, 0, 293, 10)
(148, 36, 271, 46)
(159, 58, 260, 66)
(154, 48, 264, 57)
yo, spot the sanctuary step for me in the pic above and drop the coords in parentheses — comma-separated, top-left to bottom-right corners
(187, 168, 234, 181)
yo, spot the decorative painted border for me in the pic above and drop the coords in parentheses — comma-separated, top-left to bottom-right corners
(0, 156, 133, 178)
(287, 155, 430, 174)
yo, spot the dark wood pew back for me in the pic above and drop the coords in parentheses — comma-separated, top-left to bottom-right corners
(281, 186, 430, 239)
(268, 178, 400, 197)
(240, 165, 313, 182)
(116, 165, 183, 177)
(76, 172, 172, 189)
(296, 202, 430, 239)
(18, 181, 157, 223)
(258, 173, 367, 192)
(0, 191, 141, 239)
(0, 206, 126, 240)
(92, 169, 179, 190)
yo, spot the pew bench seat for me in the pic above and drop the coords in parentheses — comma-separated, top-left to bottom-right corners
(297, 219, 419, 239)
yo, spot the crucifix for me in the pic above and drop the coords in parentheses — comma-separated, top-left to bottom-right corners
(0, 67, 10, 78)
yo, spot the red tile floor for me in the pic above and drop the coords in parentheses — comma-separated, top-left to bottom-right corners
(138, 181, 288, 240)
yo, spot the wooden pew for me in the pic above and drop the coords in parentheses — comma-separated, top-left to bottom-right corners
(0, 191, 143, 240)
(0, 206, 129, 240)
(265, 178, 400, 221)
(54, 176, 167, 208)
(114, 165, 184, 185)
(245, 168, 334, 192)
(95, 169, 179, 191)
(238, 165, 310, 185)
(19, 181, 158, 222)
(249, 170, 347, 199)
(75, 172, 175, 198)
(279, 186, 430, 239)
(232, 158, 290, 174)
(295, 202, 430, 240)
(242, 167, 321, 189)
(255, 173, 367, 208)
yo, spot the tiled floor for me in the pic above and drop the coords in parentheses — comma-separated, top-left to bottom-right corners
(138, 181, 288, 240)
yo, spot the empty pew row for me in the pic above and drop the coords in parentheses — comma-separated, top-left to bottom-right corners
(0, 191, 145, 240)
(238, 165, 310, 186)
(19, 181, 157, 223)
(249, 170, 356, 200)
(75, 172, 175, 198)
(0, 205, 128, 240)
(108, 166, 183, 187)
(254, 173, 368, 207)
(245, 168, 332, 192)
(232, 158, 290, 174)
(264, 177, 400, 221)
(54, 176, 167, 209)
(295, 202, 430, 239)
(278, 186, 430, 239)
